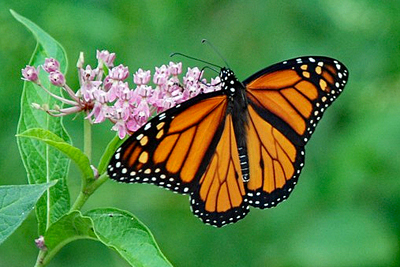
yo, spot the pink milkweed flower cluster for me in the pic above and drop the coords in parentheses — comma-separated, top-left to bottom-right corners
(21, 50, 221, 138)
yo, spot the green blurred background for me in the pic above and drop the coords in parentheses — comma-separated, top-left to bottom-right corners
(1, 0, 399, 266)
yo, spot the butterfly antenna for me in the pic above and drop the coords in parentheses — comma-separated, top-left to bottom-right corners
(170, 52, 222, 69)
(201, 39, 230, 69)
(197, 66, 220, 88)
(201, 65, 219, 74)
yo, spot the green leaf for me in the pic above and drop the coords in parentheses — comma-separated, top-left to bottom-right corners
(12, 10, 71, 235)
(18, 128, 94, 181)
(97, 134, 125, 175)
(41, 209, 171, 267)
(44, 211, 97, 253)
(86, 208, 172, 267)
(0, 181, 57, 245)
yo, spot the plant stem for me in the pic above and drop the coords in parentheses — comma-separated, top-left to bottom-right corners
(83, 119, 92, 161)
(70, 171, 109, 212)
(70, 119, 94, 212)
(85, 172, 109, 194)
(34, 250, 47, 267)
(70, 190, 90, 211)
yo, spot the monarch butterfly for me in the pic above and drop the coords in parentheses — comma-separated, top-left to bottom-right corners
(108, 56, 348, 227)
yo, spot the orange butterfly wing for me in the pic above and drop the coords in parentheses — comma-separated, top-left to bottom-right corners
(243, 56, 348, 207)
(191, 114, 248, 226)
(108, 92, 228, 193)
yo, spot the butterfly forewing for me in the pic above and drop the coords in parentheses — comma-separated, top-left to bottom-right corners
(244, 56, 348, 144)
(243, 56, 348, 208)
(108, 91, 228, 194)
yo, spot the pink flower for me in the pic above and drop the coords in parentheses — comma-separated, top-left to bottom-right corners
(80, 80, 102, 102)
(155, 64, 170, 76)
(93, 87, 108, 103)
(126, 118, 140, 132)
(106, 81, 125, 102)
(183, 67, 202, 87)
(111, 107, 133, 138)
(153, 72, 168, 86)
(116, 82, 133, 101)
(103, 75, 113, 91)
(165, 79, 181, 94)
(85, 89, 111, 123)
(133, 100, 150, 120)
(97, 50, 116, 68)
(169, 62, 182, 76)
(161, 98, 176, 110)
(87, 101, 109, 123)
(133, 69, 151, 85)
(183, 85, 200, 99)
(80, 65, 97, 82)
(109, 64, 129, 81)
(135, 84, 153, 98)
(112, 120, 129, 139)
(131, 85, 152, 105)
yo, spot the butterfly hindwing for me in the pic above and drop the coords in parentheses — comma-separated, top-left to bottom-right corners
(190, 114, 249, 227)
(244, 104, 304, 208)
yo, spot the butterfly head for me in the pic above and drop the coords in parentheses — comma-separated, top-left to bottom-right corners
(219, 67, 242, 97)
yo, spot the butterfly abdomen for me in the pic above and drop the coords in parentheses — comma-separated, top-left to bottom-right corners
(220, 68, 250, 182)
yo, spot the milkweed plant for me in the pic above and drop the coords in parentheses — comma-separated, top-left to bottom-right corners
(1, 11, 220, 267)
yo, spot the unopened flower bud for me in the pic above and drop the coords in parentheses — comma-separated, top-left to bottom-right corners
(77, 52, 85, 69)
(42, 104, 49, 111)
(49, 70, 66, 87)
(43, 58, 60, 73)
(35, 235, 47, 251)
(31, 103, 41, 110)
(91, 165, 99, 178)
(21, 65, 39, 82)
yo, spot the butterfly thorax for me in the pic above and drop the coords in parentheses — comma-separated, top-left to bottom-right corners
(219, 67, 248, 143)
(219, 68, 242, 97)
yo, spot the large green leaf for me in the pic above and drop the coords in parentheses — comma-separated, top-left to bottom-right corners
(40, 209, 172, 266)
(86, 208, 172, 267)
(0, 181, 57, 245)
(12, 10, 71, 235)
